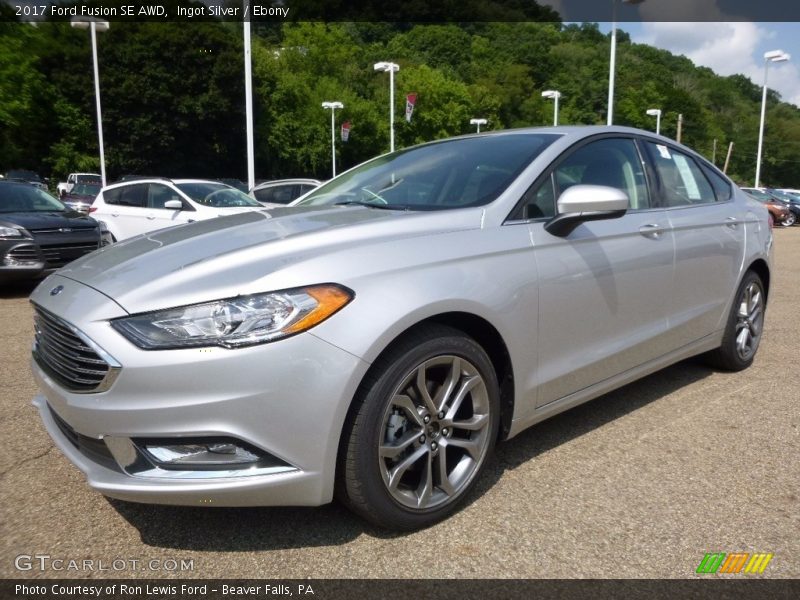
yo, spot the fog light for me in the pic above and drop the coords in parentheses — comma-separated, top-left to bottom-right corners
(141, 440, 262, 468)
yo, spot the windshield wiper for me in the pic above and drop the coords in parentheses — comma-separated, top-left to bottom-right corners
(334, 200, 408, 211)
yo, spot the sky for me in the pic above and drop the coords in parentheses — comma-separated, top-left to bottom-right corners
(610, 22, 800, 108)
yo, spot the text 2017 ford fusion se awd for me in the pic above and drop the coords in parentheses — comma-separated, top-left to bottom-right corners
(30, 127, 772, 530)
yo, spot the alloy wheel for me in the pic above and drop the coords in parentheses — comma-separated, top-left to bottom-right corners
(735, 281, 764, 361)
(378, 355, 492, 510)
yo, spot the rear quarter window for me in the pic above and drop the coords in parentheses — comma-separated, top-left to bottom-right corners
(103, 184, 146, 208)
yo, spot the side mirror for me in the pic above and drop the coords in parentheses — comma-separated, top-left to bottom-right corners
(544, 185, 629, 237)
(164, 199, 183, 210)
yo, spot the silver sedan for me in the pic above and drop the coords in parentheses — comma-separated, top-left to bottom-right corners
(29, 126, 772, 530)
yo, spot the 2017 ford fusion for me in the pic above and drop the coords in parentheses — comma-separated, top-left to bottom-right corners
(30, 126, 772, 530)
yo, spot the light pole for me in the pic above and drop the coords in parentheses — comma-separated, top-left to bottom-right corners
(470, 118, 487, 133)
(322, 101, 343, 178)
(71, 17, 109, 187)
(755, 50, 791, 188)
(608, 0, 645, 126)
(374, 61, 400, 152)
(542, 90, 561, 126)
(646, 108, 661, 135)
(244, 20, 255, 191)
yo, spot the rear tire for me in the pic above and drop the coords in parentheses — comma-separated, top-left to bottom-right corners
(338, 324, 500, 530)
(705, 271, 765, 371)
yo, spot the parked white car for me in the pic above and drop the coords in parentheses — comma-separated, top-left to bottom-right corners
(249, 178, 321, 207)
(57, 173, 101, 198)
(90, 178, 265, 241)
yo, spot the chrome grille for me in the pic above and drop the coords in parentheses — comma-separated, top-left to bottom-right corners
(29, 227, 96, 234)
(32, 306, 116, 392)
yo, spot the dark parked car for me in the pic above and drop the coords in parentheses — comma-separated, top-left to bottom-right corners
(61, 182, 101, 214)
(763, 189, 800, 224)
(0, 181, 108, 283)
(4, 169, 48, 191)
(250, 178, 321, 207)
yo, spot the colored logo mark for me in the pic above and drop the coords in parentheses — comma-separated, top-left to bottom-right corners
(696, 552, 774, 574)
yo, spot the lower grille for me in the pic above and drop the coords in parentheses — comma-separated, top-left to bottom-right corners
(39, 242, 99, 268)
(6, 245, 39, 259)
(49, 405, 121, 472)
(32, 306, 118, 393)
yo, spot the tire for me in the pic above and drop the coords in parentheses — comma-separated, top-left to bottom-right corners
(781, 213, 796, 227)
(704, 271, 766, 371)
(338, 324, 500, 530)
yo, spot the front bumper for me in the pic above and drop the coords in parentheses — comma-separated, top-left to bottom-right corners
(30, 275, 370, 507)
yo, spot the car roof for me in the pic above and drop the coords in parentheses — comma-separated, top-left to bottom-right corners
(103, 178, 232, 190)
(252, 178, 321, 190)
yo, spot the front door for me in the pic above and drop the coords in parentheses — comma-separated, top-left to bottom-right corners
(528, 136, 675, 407)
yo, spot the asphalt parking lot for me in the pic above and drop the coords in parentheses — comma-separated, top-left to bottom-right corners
(1, 229, 798, 580)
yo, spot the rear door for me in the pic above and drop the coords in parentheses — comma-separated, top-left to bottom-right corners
(100, 184, 148, 240)
(526, 136, 675, 406)
(641, 141, 745, 348)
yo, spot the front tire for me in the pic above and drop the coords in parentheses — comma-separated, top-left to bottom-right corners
(339, 324, 500, 530)
(782, 213, 796, 227)
(705, 271, 766, 371)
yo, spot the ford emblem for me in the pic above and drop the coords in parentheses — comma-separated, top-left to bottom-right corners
(50, 285, 64, 296)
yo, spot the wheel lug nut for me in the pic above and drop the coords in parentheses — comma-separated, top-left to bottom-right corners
(419, 435, 426, 444)
(431, 442, 438, 450)
(442, 428, 449, 435)
(423, 415, 431, 423)
(438, 411, 445, 419)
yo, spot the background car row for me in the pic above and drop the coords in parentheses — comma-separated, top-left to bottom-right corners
(5, 164, 797, 285)
(741, 187, 800, 226)
(0, 180, 110, 283)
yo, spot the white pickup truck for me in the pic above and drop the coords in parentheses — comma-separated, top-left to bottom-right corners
(57, 172, 101, 197)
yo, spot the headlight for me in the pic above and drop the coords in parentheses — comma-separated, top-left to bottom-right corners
(111, 284, 353, 349)
(0, 226, 25, 238)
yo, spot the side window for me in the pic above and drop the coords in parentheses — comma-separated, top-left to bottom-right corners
(147, 183, 180, 209)
(103, 187, 122, 205)
(644, 143, 717, 207)
(700, 163, 732, 202)
(105, 184, 146, 208)
(518, 174, 556, 219)
(553, 138, 651, 210)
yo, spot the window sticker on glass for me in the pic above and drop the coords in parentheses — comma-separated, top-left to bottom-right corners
(673, 154, 701, 200)
(656, 144, 672, 159)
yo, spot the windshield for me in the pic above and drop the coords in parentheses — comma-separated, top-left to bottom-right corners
(76, 175, 100, 184)
(0, 183, 66, 212)
(70, 183, 100, 197)
(296, 134, 558, 211)
(175, 183, 261, 208)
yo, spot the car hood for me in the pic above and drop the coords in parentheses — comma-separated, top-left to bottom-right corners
(54, 205, 483, 313)
(0, 211, 97, 230)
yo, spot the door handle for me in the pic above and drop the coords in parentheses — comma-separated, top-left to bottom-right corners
(146, 215, 156, 220)
(726, 216, 739, 228)
(638, 223, 664, 238)
(110, 213, 119, 217)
